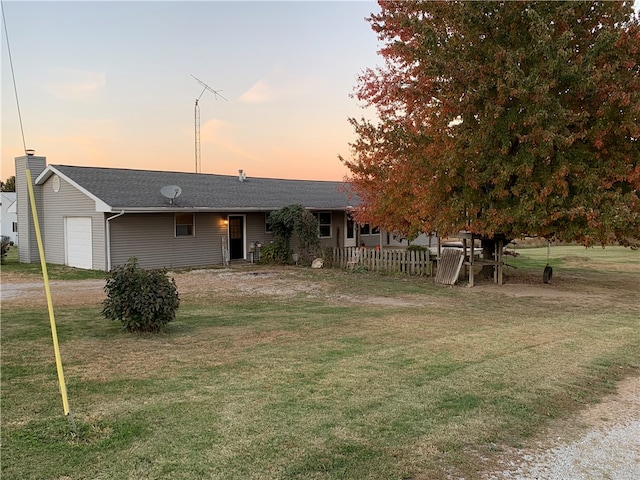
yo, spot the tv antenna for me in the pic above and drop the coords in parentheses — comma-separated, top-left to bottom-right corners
(191, 74, 227, 174)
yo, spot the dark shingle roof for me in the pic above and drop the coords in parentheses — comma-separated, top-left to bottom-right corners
(46, 165, 357, 211)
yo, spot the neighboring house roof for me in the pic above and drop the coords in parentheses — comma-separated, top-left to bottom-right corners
(35, 165, 358, 213)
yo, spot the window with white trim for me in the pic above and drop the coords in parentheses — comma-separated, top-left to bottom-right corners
(314, 212, 332, 238)
(175, 213, 194, 236)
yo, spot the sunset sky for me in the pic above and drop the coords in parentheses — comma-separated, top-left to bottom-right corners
(1, 0, 381, 182)
(3, 1, 638, 184)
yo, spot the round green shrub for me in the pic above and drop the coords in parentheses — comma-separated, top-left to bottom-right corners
(102, 258, 180, 333)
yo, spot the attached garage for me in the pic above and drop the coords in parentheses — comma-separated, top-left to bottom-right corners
(65, 217, 93, 269)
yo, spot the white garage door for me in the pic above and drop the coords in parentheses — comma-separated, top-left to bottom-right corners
(65, 217, 93, 269)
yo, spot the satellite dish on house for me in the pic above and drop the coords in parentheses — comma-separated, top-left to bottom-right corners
(160, 185, 182, 205)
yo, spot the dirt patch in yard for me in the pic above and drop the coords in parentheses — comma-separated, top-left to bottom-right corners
(0, 279, 106, 308)
(172, 268, 326, 303)
(3, 264, 638, 313)
(470, 269, 640, 315)
(0, 267, 442, 309)
(0, 268, 319, 309)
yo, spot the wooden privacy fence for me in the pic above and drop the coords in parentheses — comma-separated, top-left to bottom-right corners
(332, 247, 434, 276)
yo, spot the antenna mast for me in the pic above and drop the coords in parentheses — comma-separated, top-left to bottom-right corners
(191, 74, 227, 173)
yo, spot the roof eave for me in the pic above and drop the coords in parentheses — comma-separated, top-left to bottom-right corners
(106, 206, 353, 213)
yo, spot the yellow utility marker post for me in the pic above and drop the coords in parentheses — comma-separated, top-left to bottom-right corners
(25, 169, 75, 429)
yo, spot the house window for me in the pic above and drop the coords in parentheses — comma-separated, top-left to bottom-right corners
(360, 223, 379, 236)
(314, 212, 332, 238)
(175, 213, 194, 236)
(12, 222, 17, 233)
(265, 212, 273, 233)
(346, 215, 355, 240)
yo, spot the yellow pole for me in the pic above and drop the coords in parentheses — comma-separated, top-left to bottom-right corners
(25, 169, 72, 418)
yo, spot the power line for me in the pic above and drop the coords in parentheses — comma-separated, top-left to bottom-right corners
(1, 0, 27, 154)
(2, 1, 75, 431)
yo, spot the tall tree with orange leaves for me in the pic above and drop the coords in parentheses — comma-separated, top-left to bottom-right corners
(342, 1, 640, 249)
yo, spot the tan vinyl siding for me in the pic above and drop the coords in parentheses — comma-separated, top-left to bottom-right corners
(286, 210, 347, 254)
(318, 210, 346, 249)
(109, 213, 227, 269)
(41, 175, 106, 270)
(245, 213, 274, 253)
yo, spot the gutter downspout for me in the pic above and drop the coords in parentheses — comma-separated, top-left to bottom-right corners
(106, 210, 125, 271)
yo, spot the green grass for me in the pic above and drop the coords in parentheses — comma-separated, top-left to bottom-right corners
(1, 247, 106, 280)
(1, 246, 639, 479)
(507, 243, 640, 271)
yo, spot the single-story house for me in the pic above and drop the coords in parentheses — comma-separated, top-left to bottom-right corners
(15, 153, 367, 271)
(1, 191, 18, 245)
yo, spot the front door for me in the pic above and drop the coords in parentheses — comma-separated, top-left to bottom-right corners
(229, 215, 245, 260)
(345, 213, 357, 247)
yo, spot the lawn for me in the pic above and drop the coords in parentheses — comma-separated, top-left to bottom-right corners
(1, 246, 105, 280)
(1, 245, 639, 479)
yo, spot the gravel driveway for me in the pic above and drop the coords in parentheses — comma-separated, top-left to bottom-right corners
(481, 374, 639, 480)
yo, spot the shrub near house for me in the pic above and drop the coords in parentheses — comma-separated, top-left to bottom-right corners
(102, 258, 180, 333)
(1, 236, 11, 264)
(264, 204, 321, 264)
